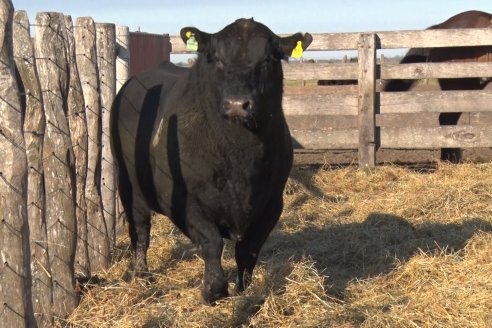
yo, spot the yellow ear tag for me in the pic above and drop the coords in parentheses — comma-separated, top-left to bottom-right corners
(186, 31, 198, 51)
(291, 41, 303, 58)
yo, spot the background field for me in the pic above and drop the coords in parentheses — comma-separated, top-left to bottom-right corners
(62, 162, 492, 327)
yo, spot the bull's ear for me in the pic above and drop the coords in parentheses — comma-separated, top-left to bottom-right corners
(276, 32, 313, 60)
(180, 27, 211, 53)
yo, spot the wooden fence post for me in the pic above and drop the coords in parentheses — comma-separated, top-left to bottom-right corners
(35, 12, 79, 318)
(75, 17, 109, 272)
(96, 23, 117, 251)
(65, 15, 90, 277)
(116, 25, 130, 92)
(13, 10, 51, 327)
(115, 25, 130, 237)
(0, 1, 29, 326)
(357, 33, 377, 168)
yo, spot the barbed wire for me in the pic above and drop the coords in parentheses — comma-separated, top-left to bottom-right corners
(0, 301, 25, 322)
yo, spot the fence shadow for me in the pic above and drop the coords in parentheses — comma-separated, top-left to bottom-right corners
(261, 212, 492, 296)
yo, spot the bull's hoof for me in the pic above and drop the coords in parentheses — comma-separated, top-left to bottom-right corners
(122, 266, 154, 283)
(236, 271, 252, 293)
(202, 280, 229, 305)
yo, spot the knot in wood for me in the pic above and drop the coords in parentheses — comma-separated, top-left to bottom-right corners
(414, 66, 423, 77)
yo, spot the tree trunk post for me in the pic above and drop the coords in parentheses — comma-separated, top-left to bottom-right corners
(96, 23, 117, 252)
(0, 1, 29, 326)
(35, 11, 79, 318)
(75, 17, 109, 272)
(13, 9, 52, 327)
(65, 15, 90, 278)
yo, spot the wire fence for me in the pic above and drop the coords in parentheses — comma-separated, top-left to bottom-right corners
(0, 5, 130, 327)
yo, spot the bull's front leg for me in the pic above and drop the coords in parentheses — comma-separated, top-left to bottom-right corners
(185, 199, 228, 304)
(235, 196, 283, 292)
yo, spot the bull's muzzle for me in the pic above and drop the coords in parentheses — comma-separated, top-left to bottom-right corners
(223, 97, 254, 119)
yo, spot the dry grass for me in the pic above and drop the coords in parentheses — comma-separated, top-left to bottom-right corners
(60, 162, 492, 327)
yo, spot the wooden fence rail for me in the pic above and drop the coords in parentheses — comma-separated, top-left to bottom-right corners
(171, 27, 492, 167)
(0, 0, 130, 325)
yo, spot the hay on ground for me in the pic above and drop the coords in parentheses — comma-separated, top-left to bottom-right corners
(61, 162, 492, 327)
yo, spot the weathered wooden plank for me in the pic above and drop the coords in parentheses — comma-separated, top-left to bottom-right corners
(283, 62, 358, 80)
(116, 25, 130, 93)
(13, 10, 51, 327)
(291, 125, 492, 150)
(65, 15, 90, 278)
(286, 114, 357, 130)
(378, 28, 492, 49)
(283, 93, 358, 116)
(310, 28, 492, 51)
(171, 28, 492, 53)
(293, 149, 449, 166)
(284, 60, 492, 82)
(305, 33, 359, 51)
(470, 112, 492, 126)
(376, 112, 442, 128)
(115, 25, 129, 238)
(380, 90, 492, 114)
(96, 23, 117, 254)
(286, 112, 474, 130)
(0, 2, 29, 327)
(35, 12, 78, 318)
(75, 17, 109, 272)
(171, 32, 360, 53)
(287, 111, 476, 132)
(290, 128, 358, 149)
(357, 33, 377, 168)
(380, 125, 492, 148)
(382, 61, 492, 80)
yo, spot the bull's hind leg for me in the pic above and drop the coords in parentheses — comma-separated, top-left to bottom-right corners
(118, 170, 152, 279)
(235, 197, 283, 292)
(128, 199, 152, 277)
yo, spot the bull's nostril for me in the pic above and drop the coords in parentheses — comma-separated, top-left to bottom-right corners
(224, 98, 252, 112)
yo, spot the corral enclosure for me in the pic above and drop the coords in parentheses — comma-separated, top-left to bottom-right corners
(0, 1, 492, 326)
(172, 28, 492, 167)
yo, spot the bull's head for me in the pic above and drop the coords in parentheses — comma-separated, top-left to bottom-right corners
(180, 18, 312, 127)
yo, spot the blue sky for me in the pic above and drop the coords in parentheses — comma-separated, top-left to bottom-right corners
(13, 0, 492, 35)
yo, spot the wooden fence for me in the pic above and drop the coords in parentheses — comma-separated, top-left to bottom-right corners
(2, 5, 492, 326)
(171, 28, 492, 167)
(0, 0, 129, 326)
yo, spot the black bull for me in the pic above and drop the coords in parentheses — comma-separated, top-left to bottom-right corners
(111, 18, 312, 303)
(383, 10, 492, 162)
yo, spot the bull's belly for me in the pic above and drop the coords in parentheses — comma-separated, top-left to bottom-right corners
(151, 166, 272, 240)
